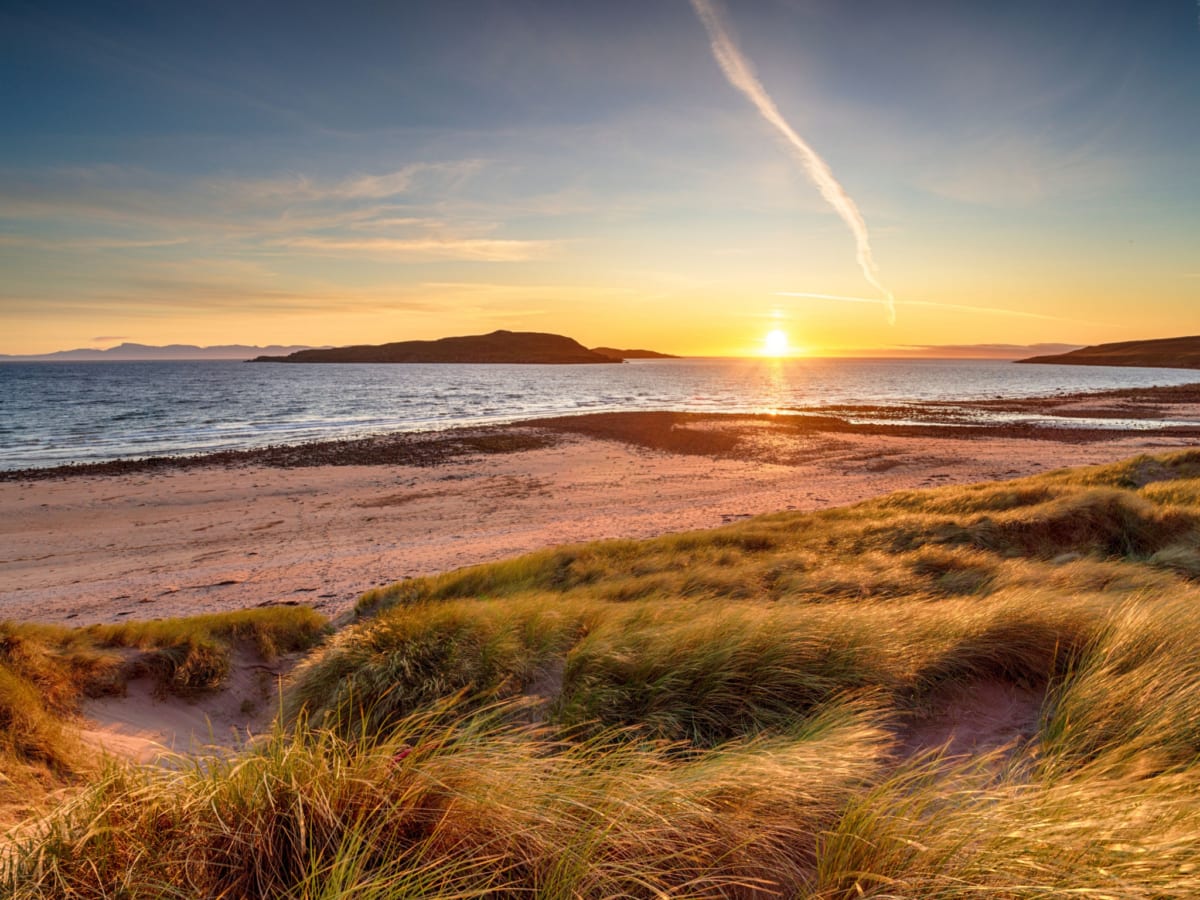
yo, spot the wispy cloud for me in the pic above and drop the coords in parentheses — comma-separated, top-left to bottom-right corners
(419, 280, 643, 299)
(1, 279, 441, 318)
(0, 162, 483, 229)
(273, 236, 557, 262)
(0, 234, 190, 251)
(214, 161, 484, 204)
(775, 291, 1093, 324)
(0, 251, 437, 319)
(0, 161, 550, 265)
(689, 0, 895, 323)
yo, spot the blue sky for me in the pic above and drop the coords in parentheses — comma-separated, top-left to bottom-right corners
(1, 0, 1197, 355)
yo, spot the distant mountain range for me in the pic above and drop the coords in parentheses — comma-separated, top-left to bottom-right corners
(899, 342, 1082, 360)
(1017, 335, 1200, 370)
(1, 342, 322, 361)
(1, 335, 682, 364)
(253, 330, 640, 365)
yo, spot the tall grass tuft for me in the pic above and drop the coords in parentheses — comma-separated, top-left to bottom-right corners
(2, 700, 887, 899)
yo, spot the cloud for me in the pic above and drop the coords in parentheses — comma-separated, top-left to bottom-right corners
(689, 0, 895, 323)
(273, 236, 558, 262)
(0, 162, 482, 228)
(0, 252, 442, 319)
(0, 161, 550, 267)
(3, 283, 440, 318)
(0, 235, 189, 251)
(418, 280, 643, 301)
(215, 161, 484, 204)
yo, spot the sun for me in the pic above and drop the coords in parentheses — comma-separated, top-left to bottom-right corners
(763, 329, 790, 357)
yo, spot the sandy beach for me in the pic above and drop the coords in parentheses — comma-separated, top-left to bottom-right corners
(4, 388, 1199, 626)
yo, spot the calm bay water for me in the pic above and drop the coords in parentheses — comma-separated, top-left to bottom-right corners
(1, 357, 1198, 471)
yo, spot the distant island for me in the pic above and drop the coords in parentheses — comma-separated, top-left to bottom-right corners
(590, 347, 679, 361)
(252, 330, 636, 365)
(0, 342, 320, 362)
(1017, 335, 1200, 370)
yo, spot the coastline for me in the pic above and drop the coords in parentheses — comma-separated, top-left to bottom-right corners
(3, 382, 1199, 625)
(7, 381, 1200, 482)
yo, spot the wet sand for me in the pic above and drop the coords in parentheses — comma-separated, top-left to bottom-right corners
(3, 386, 1199, 626)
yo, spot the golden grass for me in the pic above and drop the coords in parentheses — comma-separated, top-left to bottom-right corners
(10, 450, 1200, 896)
(0, 607, 329, 817)
(2, 702, 890, 898)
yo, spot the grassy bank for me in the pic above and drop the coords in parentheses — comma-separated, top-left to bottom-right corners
(7, 450, 1200, 896)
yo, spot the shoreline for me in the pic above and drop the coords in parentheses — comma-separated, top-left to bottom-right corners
(6, 380, 1200, 482)
(2, 383, 1198, 626)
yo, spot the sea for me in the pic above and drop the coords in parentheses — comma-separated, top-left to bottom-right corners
(2, 357, 1198, 471)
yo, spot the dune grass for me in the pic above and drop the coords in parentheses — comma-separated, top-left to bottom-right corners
(0, 606, 329, 816)
(2, 701, 890, 899)
(9, 449, 1200, 896)
(85, 605, 331, 695)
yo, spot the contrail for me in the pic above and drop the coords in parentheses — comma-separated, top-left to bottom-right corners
(775, 291, 1093, 325)
(689, 0, 896, 324)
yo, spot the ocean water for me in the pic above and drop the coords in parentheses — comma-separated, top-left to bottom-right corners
(1, 357, 1198, 470)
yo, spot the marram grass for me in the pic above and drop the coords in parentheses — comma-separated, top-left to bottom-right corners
(9, 450, 1200, 896)
(0, 606, 329, 815)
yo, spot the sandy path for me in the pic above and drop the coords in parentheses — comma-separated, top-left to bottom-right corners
(3, 418, 1192, 626)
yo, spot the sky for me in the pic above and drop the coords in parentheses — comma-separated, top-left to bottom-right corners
(1, 0, 1197, 357)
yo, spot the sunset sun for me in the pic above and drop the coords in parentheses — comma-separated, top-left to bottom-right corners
(764, 329, 790, 357)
